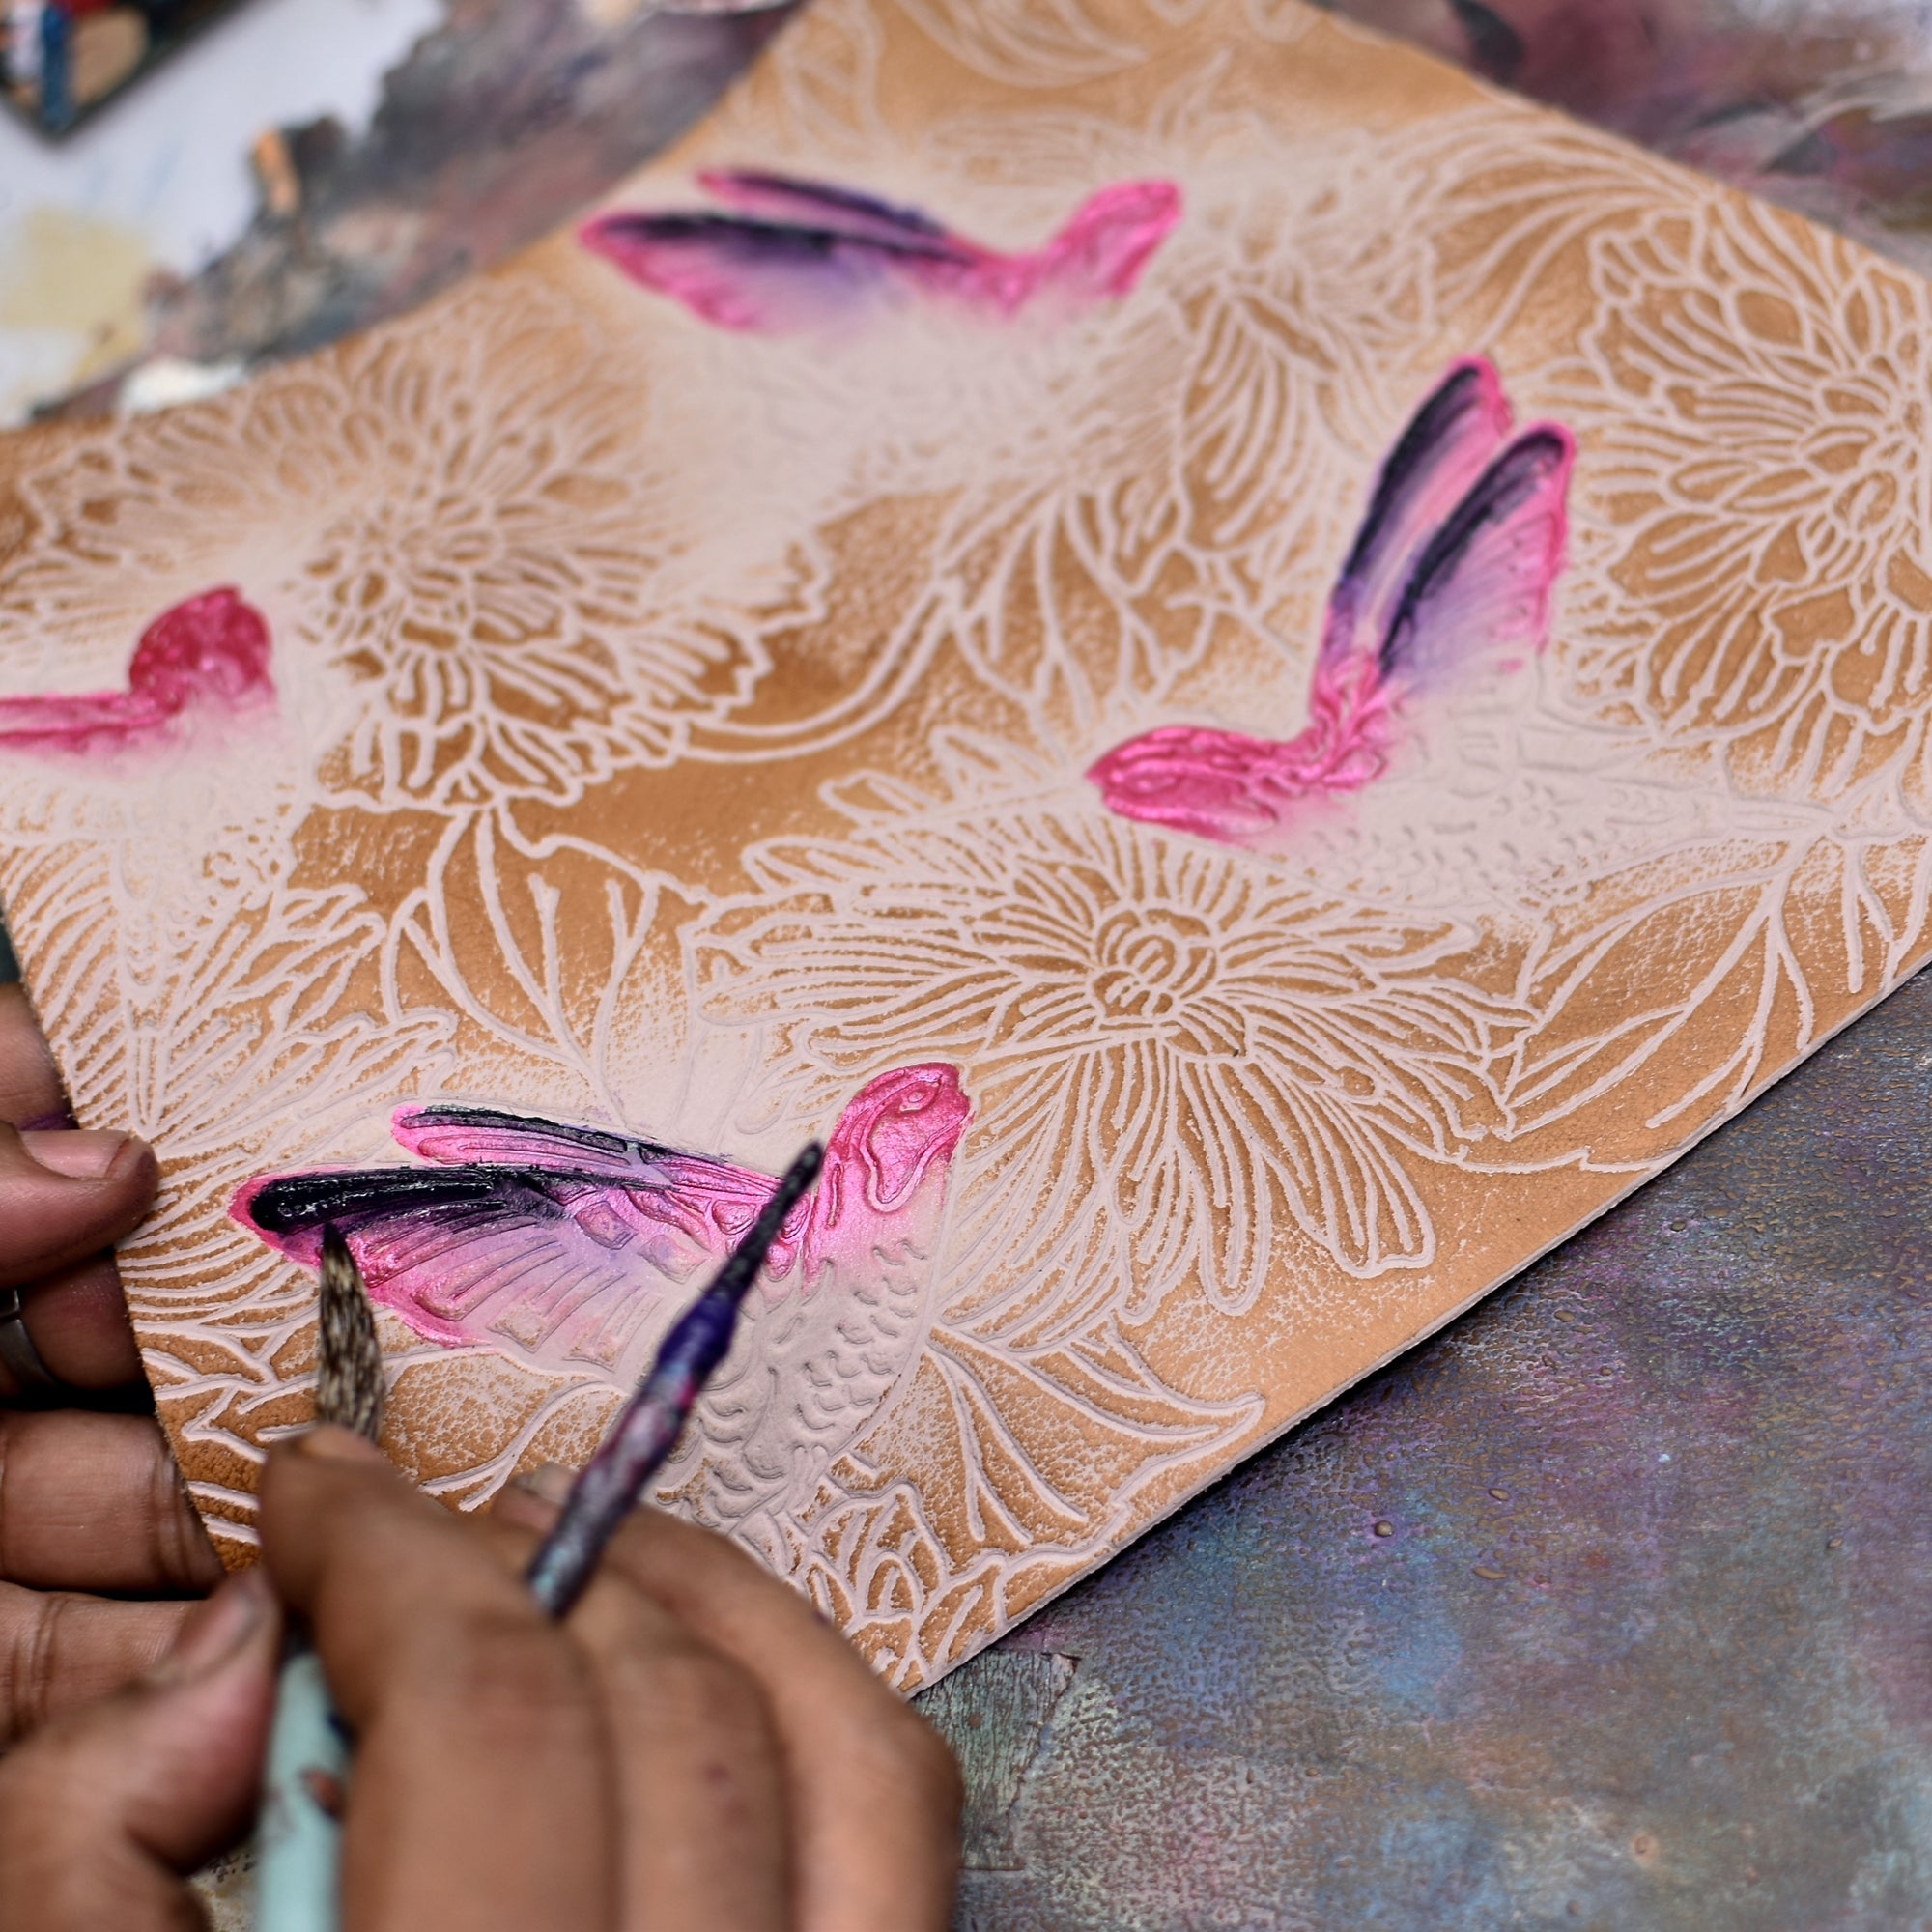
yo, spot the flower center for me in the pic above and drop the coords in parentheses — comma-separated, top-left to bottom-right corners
(1085, 905, 1236, 1054)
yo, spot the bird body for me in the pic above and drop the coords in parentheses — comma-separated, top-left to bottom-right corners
(580, 169, 1180, 332)
(0, 586, 272, 755)
(234, 1064, 972, 1537)
(1088, 361, 1574, 848)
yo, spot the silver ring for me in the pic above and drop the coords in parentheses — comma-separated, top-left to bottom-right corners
(0, 1285, 60, 1397)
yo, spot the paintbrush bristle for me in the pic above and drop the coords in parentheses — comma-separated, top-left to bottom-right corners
(316, 1224, 384, 1444)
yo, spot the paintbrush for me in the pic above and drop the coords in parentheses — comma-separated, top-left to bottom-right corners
(253, 1143, 824, 1927)
(256, 1225, 384, 1932)
(526, 1138, 823, 1613)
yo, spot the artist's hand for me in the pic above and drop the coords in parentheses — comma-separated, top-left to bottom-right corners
(0, 984, 224, 1741)
(0, 1428, 962, 1930)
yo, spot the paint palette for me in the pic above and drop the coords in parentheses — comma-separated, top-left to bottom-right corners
(2, 0, 253, 135)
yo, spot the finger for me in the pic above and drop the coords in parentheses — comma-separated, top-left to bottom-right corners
(563, 1560, 790, 1931)
(498, 1485, 961, 1932)
(262, 1430, 614, 1932)
(460, 1513, 789, 1932)
(5, 1251, 145, 1395)
(0, 1572, 277, 1931)
(0, 1124, 157, 1291)
(0, 1409, 220, 1594)
(0, 985, 71, 1128)
(0, 1580, 196, 1744)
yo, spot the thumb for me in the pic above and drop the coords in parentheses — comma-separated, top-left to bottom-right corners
(0, 1571, 279, 1930)
(0, 1123, 159, 1287)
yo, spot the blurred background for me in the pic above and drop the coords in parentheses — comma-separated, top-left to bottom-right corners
(11, 0, 1932, 432)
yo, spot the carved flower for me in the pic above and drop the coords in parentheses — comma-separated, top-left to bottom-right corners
(0, 284, 810, 809)
(1556, 191, 1932, 803)
(695, 741, 1525, 1324)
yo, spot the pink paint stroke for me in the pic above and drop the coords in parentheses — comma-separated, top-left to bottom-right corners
(0, 586, 274, 756)
(579, 170, 1181, 332)
(1089, 359, 1575, 849)
(230, 1065, 971, 1377)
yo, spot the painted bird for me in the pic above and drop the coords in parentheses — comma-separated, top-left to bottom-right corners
(1087, 360, 1574, 849)
(580, 169, 1180, 333)
(0, 586, 273, 756)
(233, 1063, 971, 1545)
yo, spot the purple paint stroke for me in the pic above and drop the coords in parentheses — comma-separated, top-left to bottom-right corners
(1088, 360, 1573, 850)
(230, 1064, 970, 1375)
(579, 170, 1181, 332)
(0, 587, 274, 757)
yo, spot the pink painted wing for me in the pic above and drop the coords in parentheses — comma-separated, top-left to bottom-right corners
(579, 171, 1179, 331)
(232, 1107, 796, 1381)
(0, 586, 272, 755)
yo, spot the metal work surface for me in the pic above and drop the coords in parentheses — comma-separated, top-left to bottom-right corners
(12, 1, 1932, 1923)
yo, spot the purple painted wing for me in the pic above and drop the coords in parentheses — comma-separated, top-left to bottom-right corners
(232, 1070, 973, 1392)
(577, 207, 963, 333)
(396, 1102, 797, 1271)
(1378, 426, 1574, 692)
(579, 172, 1179, 332)
(232, 1106, 794, 1380)
(1320, 360, 1515, 677)
(696, 170, 958, 248)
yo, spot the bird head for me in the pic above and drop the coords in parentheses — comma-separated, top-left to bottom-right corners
(1042, 179, 1181, 304)
(798, 1064, 971, 1277)
(1086, 725, 1295, 841)
(128, 587, 274, 713)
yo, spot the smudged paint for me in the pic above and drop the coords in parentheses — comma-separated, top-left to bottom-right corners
(1087, 360, 1573, 850)
(229, 1063, 971, 1371)
(0, 586, 274, 756)
(579, 171, 1181, 331)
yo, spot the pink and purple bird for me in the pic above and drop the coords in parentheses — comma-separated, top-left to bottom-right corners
(234, 1065, 971, 1533)
(234, 1064, 970, 1533)
(1088, 361, 1575, 849)
(0, 586, 273, 757)
(579, 170, 1180, 332)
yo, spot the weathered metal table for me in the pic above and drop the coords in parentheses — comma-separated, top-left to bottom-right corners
(19, 2, 1932, 1922)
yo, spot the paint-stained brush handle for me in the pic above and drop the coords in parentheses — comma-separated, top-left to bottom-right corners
(256, 1648, 351, 1932)
(526, 1141, 823, 1618)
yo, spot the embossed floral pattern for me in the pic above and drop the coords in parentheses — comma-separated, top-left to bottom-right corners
(1557, 192, 1932, 801)
(696, 741, 1526, 1319)
(0, 285, 812, 808)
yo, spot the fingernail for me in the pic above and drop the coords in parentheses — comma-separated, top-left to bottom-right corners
(510, 1462, 575, 1507)
(297, 1424, 388, 1464)
(22, 1128, 139, 1179)
(149, 1572, 271, 1686)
